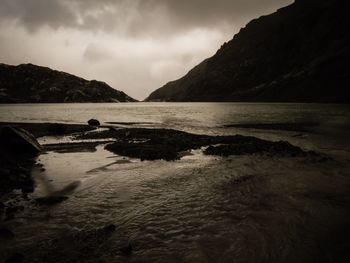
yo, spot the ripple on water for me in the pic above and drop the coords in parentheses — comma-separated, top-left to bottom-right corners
(3, 143, 350, 262)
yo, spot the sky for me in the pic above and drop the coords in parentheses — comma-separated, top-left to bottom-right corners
(0, 0, 292, 100)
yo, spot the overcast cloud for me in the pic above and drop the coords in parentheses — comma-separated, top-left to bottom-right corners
(0, 0, 292, 100)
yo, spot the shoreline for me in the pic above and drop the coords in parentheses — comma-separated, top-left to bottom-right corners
(0, 120, 324, 197)
(0, 121, 349, 262)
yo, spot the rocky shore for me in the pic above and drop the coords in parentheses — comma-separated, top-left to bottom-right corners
(0, 121, 327, 197)
(0, 120, 338, 262)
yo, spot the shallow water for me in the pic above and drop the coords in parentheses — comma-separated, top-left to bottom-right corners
(1, 103, 350, 262)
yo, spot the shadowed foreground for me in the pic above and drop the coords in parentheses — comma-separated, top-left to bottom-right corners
(0, 122, 349, 262)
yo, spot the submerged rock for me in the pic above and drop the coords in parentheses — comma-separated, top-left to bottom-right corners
(0, 126, 42, 154)
(88, 119, 100, 126)
(90, 128, 321, 161)
(204, 140, 309, 157)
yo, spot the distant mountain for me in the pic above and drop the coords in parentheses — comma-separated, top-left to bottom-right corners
(0, 63, 137, 103)
(146, 0, 350, 103)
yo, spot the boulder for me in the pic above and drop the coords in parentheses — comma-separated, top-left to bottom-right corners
(0, 126, 42, 154)
(88, 119, 100, 126)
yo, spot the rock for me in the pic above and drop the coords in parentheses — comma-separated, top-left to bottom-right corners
(0, 227, 15, 239)
(88, 119, 100, 126)
(0, 126, 42, 154)
(119, 243, 133, 256)
(203, 140, 308, 157)
(77, 127, 321, 161)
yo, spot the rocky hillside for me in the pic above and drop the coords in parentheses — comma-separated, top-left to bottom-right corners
(146, 0, 350, 103)
(0, 63, 137, 103)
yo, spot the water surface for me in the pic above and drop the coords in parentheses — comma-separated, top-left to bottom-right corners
(1, 103, 350, 262)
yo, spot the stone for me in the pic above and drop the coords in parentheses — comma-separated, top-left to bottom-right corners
(88, 119, 100, 126)
(0, 126, 42, 154)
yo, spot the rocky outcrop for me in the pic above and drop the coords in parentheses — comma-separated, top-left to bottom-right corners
(0, 63, 137, 103)
(76, 127, 324, 161)
(146, 0, 350, 103)
(88, 119, 100, 126)
(0, 126, 42, 154)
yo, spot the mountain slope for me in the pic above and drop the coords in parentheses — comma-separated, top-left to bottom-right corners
(146, 0, 350, 103)
(0, 63, 137, 103)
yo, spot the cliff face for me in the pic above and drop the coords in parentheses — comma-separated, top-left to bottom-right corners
(0, 63, 137, 103)
(146, 0, 350, 103)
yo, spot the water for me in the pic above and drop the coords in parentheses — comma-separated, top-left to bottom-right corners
(1, 103, 350, 262)
(1, 102, 349, 132)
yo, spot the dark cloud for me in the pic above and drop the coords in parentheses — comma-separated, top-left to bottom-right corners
(0, 0, 77, 32)
(0, 0, 293, 100)
(0, 0, 292, 34)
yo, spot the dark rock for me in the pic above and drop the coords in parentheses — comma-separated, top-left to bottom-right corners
(5, 253, 24, 263)
(203, 140, 308, 157)
(78, 127, 321, 161)
(105, 142, 179, 161)
(88, 119, 100, 126)
(0, 126, 42, 154)
(0, 227, 15, 239)
(119, 243, 133, 256)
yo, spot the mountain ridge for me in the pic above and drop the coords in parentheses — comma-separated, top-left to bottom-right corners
(146, 0, 350, 103)
(0, 63, 137, 103)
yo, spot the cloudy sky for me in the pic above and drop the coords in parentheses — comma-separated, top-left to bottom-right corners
(0, 0, 292, 100)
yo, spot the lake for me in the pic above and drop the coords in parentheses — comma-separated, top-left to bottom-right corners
(1, 103, 350, 262)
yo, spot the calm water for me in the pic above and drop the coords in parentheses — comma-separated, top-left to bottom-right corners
(1, 102, 349, 132)
(1, 103, 350, 262)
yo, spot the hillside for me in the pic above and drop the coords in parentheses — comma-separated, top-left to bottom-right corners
(0, 63, 137, 103)
(146, 0, 350, 103)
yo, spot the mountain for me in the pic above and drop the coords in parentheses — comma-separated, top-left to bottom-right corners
(146, 0, 350, 103)
(0, 63, 137, 103)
